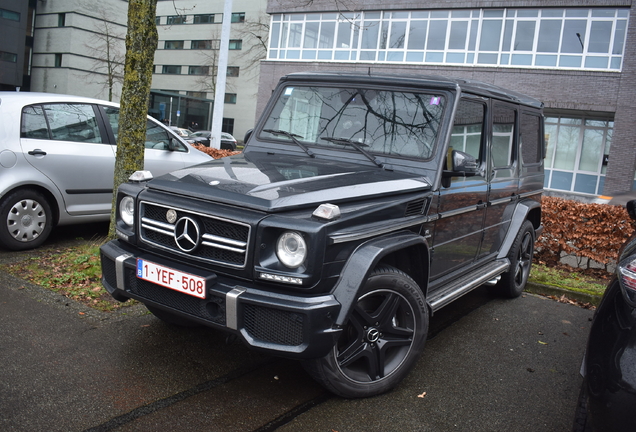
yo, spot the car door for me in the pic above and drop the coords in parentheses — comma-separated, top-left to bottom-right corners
(100, 106, 190, 176)
(20, 103, 116, 216)
(480, 102, 519, 259)
(430, 97, 488, 278)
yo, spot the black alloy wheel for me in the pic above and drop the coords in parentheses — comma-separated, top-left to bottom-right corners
(304, 265, 428, 398)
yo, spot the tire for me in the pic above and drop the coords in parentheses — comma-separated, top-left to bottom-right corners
(0, 189, 53, 251)
(303, 265, 428, 398)
(494, 220, 535, 298)
(146, 305, 201, 327)
(572, 379, 592, 432)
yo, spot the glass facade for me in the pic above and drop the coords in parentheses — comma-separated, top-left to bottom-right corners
(268, 8, 629, 71)
(544, 116, 613, 195)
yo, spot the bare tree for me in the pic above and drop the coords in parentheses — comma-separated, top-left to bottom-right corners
(82, 5, 126, 101)
(108, 0, 159, 238)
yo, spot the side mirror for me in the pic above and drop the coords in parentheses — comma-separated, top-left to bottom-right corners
(167, 137, 176, 151)
(450, 150, 479, 175)
(627, 200, 636, 221)
(244, 129, 253, 145)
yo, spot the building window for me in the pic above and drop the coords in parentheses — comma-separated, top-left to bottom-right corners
(231, 13, 245, 23)
(162, 65, 181, 74)
(155, 16, 161, 25)
(226, 66, 239, 77)
(166, 15, 187, 25)
(58, 13, 65, 27)
(188, 65, 209, 75)
(268, 8, 629, 71)
(186, 91, 207, 98)
(224, 93, 237, 104)
(191, 39, 220, 50)
(194, 14, 214, 24)
(0, 51, 17, 63)
(164, 40, 184, 50)
(228, 39, 242, 50)
(222, 118, 235, 135)
(0, 8, 20, 21)
(544, 115, 614, 195)
(54, 53, 62, 68)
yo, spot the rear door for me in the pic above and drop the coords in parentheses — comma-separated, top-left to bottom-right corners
(20, 103, 116, 216)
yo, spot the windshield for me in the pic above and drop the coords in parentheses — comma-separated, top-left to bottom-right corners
(260, 85, 445, 160)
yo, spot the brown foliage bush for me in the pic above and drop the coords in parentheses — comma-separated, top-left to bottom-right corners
(192, 144, 241, 159)
(536, 196, 634, 268)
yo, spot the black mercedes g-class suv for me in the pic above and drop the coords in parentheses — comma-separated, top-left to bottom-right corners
(100, 72, 544, 398)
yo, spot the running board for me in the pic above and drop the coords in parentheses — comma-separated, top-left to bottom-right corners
(428, 259, 510, 312)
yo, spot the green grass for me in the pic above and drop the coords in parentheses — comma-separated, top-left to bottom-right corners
(529, 263, 608, 297)
(1, 238, 136, 312)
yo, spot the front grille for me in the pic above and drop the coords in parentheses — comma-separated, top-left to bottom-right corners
(243, 304, 304, 346)
(139, 202, 250, 268)
(125, 267, 226, 325)
(101, 253, 117, 289)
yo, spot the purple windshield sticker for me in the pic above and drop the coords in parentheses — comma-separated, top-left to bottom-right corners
(430, 96, 440, 105)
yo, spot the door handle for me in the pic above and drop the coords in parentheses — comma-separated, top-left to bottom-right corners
(28, 149, 47, 156)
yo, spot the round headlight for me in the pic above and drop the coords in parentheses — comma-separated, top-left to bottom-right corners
(119, 196, 135, 226)
(276, 231, 307, 268)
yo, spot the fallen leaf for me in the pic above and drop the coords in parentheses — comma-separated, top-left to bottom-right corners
(538, 341, 548, 345)
(417, 392, 427, 398)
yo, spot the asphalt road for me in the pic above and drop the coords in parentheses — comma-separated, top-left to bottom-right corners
(0, 225, 594, 432)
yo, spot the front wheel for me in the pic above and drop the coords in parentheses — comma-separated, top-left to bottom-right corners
(303, 265, 428, 398)
(0, 189, 53, 251)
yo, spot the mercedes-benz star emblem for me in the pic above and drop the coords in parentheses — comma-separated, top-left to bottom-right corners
(174, 217, 201, 252)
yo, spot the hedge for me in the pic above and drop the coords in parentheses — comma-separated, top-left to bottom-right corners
(535, 196, 635, 270)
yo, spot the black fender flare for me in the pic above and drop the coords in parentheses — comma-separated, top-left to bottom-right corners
(331, 231, 429, 327)
(496, 199, 542, 260)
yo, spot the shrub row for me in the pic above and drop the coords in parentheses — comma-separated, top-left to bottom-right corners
(535, 196, 635, 269)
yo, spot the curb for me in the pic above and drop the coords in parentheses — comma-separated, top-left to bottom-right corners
(525, 282, 602, 306)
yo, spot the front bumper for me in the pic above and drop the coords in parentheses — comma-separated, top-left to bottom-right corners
(100, 240, 342, 359)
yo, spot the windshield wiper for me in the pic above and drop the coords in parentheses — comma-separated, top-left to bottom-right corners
(262, 129, 315, 158)
(321, 136, 384, 168)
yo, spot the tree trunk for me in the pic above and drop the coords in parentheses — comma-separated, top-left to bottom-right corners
(108, 0, 158, 238)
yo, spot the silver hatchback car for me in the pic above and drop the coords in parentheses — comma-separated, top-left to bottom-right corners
(0, 92, 212, 250)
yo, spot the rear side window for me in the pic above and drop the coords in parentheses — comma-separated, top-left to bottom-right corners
(21, 103, 103, 143)
(492, 104, 516, 168)
(520, 113, 542, 165)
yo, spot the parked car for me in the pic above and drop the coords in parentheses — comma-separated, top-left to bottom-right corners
(572, 199, 636, 431)
(0, 92, 212, 251)
(169, 127, 197, 144)
(100, 72, 545, 398)
(190, 130, 238, 150)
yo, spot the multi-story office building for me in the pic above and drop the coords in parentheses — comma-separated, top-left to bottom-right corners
(8, 0, 267, 141)
(258, 0, 636, 197)
(0, 0, 36, 91)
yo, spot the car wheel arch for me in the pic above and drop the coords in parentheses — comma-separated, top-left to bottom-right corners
(331, 231, 430, 327)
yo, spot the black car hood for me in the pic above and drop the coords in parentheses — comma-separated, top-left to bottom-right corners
(147, 152, 432, 212)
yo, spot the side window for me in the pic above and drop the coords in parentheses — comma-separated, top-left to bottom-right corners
(146, 120, 186, 152)
(492, 104, 516, 168)
(102, 106, 120, 140)
(21, 105, 50, 139)
(450, 99, 485, 161)
(102, 106, 186, 153)
(520, 113, 542, 165)
(42, 104, 102, 143)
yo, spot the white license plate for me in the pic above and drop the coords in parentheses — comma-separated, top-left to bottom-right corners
(136, 259, 206, 299)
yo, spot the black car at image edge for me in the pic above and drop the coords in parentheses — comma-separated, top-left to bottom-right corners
(572, 199, 636, 432)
